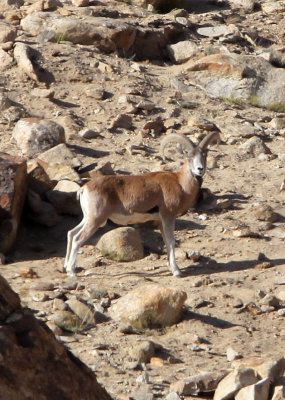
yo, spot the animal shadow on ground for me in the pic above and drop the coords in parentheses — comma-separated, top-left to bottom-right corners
(181, 257, 285, 278)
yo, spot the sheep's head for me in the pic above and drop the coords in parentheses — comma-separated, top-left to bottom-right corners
(160, 131, 221, 177)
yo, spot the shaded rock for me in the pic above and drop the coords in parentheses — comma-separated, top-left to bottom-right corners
(27, 160, 54, 196)
(97, 227, 144, 262)
(109, 284, 187, 330)
(12, 118, 65, 158)
(213, 368, 259, 400)
(26, 190, 60, 227)
(235, 377, 270, 400)
(46, 180, 81, 216)
(66, 297, 96, 327)
(170, 371, 230, 396)
(167, 40, 198, 64)
(0, 274, 112, 399)
(0, 153, 27, 253)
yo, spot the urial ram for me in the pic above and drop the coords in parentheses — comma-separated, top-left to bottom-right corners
(64, 131, 220, 277)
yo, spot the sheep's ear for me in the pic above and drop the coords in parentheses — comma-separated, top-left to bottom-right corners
(160, 133, 195, 160)
(199, 131, 221, 150)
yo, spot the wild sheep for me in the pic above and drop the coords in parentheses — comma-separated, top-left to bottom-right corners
(64, 131, 220, 277)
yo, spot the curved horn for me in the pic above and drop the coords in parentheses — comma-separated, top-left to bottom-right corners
(160, 133, 195, 160)
(199, 131, 221, 150)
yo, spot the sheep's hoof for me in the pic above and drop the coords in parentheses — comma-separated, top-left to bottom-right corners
(66, 269, 77, 277)
(173, 269, 182, 278)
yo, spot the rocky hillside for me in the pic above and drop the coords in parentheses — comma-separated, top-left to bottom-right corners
(0, 0, 285, 399)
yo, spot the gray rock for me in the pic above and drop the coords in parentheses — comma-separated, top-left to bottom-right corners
(181, 52, 285, 108)
(197, 25, 228, 38)
(12, 118, 65, 157)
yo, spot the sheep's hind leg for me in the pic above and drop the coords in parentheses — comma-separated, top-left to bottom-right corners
(160, 217, 182, 277)
(65, 217, 106, 276)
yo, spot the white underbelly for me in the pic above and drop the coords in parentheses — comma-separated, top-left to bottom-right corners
(109, 212, 160, 225)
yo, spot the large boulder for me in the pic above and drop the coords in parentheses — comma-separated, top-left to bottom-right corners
(109, 284, 187, 330)
(12, 118, 65, 158)
(97, 227, 144, 262)
(180, 52, 285, 108)
(0, 153, 27, 253)
(0, 273, 113, 399)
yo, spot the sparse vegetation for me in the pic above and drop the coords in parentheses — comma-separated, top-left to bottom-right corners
(55, 32, 68, 43)
(267, 102, 285, 113)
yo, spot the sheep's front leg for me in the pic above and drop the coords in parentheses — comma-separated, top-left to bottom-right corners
(160, 217, 182, 277)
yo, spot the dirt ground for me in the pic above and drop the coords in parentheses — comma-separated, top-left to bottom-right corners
(0, 0, 285, 398)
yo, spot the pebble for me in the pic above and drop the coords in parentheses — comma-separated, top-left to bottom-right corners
(277, 309, 285, 316)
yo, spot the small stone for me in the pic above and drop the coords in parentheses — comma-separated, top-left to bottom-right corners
(20, 268, 38, 279)
(31, 88, 54, 99)
(30, 281, 55, 291)
(79, 128, 100, 139)
(150, 357, 164, 366)
(31, 292, 49, 302)
(136, 372, 150, 384)
(253, 204, 278, 223)
(186, 250, 201, 261)
(278, 309, 285, 317)
(227, 347, 243, 362)
(259, 294, 280, 308)
(129, 341, 155, 364)
(109, 114, 133, 130)
(165, 393, 181, 400)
